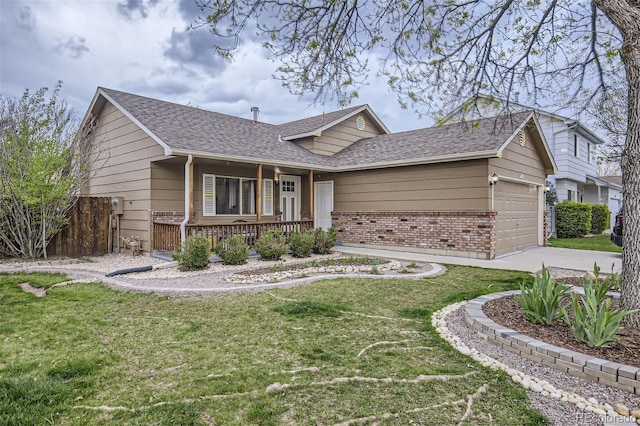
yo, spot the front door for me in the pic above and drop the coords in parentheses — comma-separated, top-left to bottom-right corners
(280, 175, 300, 221)
(314, 181, 333, 229)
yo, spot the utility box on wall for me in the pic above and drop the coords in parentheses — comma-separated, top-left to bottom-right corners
(111, 196, 124, 215)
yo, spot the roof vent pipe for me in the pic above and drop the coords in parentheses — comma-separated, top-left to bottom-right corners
(251, 106, 259, 125)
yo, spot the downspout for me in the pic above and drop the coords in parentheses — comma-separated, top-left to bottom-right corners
(180, 154, 193, 245)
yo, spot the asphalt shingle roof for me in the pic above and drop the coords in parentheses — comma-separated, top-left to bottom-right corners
(330, 111, 533, 167)
(98, 88, 534, 170)
(100, 88, 332, 167)
(276, 104, 365, 138)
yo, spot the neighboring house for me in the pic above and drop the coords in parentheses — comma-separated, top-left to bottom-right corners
(443, 97, 622, 227)
(81, 88, 556, 260)
(599, 175, 623, 229)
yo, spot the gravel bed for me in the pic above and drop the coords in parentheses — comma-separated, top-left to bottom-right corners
(0, 254, 166, 274)
(444, 305, 639, 426)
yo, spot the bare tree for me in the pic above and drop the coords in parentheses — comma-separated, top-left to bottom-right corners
(0, 82, 99, 259)
(588, 81, 626, 175)
(194, 0, 640, 325)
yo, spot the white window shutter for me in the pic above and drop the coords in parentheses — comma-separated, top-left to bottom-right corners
(263, 179, 273, 216)
(203, 174, 215, 216)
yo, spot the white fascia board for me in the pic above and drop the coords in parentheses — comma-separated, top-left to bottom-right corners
(170, 149, 330, 171)
(79, 89, 103, 130)
(282, 105, 391, 140)
(98, 89, 173, 156)
(332, 151, 498, 172)
(171, 149, 498, 173)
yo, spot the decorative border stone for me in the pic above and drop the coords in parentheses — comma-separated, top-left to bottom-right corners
(463, 290, 640, 396)
(433, 302, 640, 425)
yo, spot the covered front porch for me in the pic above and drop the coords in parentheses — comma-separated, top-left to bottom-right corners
(149, 156, 328, 251)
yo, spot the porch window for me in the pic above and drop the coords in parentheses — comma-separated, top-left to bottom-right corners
(203, 174, 273, 216)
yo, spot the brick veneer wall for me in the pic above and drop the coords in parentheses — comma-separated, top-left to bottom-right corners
(332, 210, 497, 259)
(152, 210, 185, 225)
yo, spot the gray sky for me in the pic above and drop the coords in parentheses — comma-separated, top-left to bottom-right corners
(0, 0, 431, 131)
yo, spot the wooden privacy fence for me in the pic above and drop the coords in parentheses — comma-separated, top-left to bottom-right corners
(153, 220, 315, 251)
(47, 197, 111, 258)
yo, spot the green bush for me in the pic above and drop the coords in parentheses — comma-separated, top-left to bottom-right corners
(314, 227, 338, 254)
(560, 262, 636, 348)
(173, 234, 211, 271)
(517, 264, 571, 325)
(590, 204, 610, 234)
(255, 230, 287, 261)
(287, 229, 315, 258)
(555, 201, 592, 238)
(214, 235, 249, 265)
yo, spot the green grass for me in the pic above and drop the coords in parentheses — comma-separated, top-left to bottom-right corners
(548, 234, 622, 253)
(0, 267, 547, 425)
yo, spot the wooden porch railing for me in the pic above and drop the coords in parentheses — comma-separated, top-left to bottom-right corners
(152, 220, 315, 251)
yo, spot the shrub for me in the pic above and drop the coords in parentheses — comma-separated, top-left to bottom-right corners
(590, 204, 610, 234)
(173, 234, 211, 271)
(255, 230, 287, 261)
(562, 283, 636, 348)
(517, 264, 571, 325)
(313, 227, 338, 254)
(555, 201, 592, 238)
(287, 229, 315, 258)
(214, 235, 249, 265)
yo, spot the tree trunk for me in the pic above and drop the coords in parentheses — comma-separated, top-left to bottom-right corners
(595, 0, 640, 327)
(621, 55, 640, 327)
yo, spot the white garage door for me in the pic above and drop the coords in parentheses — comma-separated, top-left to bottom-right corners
(495, 181, 540, 257)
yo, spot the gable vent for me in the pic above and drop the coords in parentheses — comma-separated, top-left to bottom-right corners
(519, 130, 526, 146)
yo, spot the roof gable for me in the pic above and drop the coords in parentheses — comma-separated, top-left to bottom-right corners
(277, 104, 390, 140)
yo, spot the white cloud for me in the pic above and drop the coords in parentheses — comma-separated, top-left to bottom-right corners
(0, 0, 429, 131)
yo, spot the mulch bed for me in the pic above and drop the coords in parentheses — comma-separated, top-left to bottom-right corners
(483, 291, 640, 369)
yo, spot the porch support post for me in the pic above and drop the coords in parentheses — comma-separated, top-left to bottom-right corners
(597, 184, 602, 204)
(309, 170, 314, 221)
(256, 164, 263, 221)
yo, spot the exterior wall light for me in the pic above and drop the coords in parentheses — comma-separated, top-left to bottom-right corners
(489, 173, 499, 186)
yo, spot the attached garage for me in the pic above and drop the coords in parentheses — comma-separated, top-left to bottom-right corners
(494, 180, 543, 257)
(328, 111, 557, 260)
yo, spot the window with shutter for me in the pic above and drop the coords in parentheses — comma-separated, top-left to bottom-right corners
(203, 174, 215, 216)
(263, 179, 273, 216)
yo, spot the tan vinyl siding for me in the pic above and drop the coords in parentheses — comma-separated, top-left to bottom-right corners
(489, 128, 546, 183)
(85, 102, 165, 252)
(150, 159, 185, 211)
(295, 137, 315, 152)
(322, 160, 490, 211)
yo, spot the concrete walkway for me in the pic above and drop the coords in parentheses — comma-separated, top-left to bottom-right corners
(332, 245, 622, 274)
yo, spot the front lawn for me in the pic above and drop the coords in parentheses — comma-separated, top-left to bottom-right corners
(0, 268, 547, 425)
(548, 234, 622, 253)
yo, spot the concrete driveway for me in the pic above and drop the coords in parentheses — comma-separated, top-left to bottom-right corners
(333, 245, 622, 274)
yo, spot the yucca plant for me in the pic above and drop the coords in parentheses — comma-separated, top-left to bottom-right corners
(517, 264, 571, 325)
(562, 283, 637, 348)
